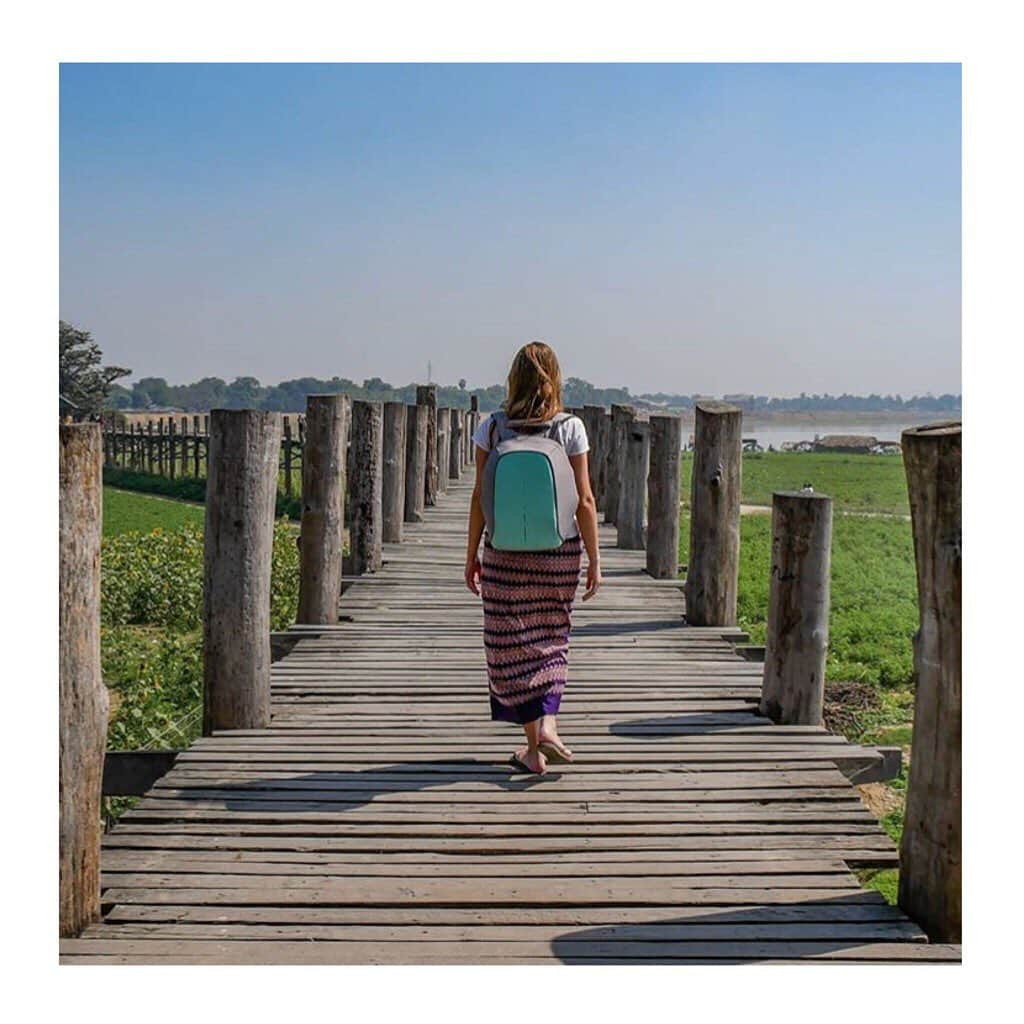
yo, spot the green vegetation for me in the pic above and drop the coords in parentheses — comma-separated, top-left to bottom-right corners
(680, 451, 910, 514)
(103, 487, 204, 537)
(103, 467, 302, 520)
(100, 517, 300, 825)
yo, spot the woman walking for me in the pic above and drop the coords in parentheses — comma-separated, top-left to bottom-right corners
(464, 342, 602, 775)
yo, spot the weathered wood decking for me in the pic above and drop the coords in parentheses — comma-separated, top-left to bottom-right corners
(61, 481, 961, 964)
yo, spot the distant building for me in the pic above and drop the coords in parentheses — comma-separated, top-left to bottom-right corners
(813, 434, 878, 453)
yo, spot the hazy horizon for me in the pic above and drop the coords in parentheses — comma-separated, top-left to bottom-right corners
(60, 63, 961, 396)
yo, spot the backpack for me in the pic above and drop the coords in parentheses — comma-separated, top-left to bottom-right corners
(480, 410, 580, 551)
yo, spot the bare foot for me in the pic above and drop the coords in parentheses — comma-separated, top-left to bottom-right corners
(512, 746, 547, 775)
(537, 729, 573, 762)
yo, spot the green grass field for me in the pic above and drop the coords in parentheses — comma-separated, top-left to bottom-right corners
(681, 451, 910, 514)
(103, 487, 205, 537)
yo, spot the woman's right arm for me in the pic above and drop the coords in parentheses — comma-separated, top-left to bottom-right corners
(465, 445, 488, 594)
(569, 451, 602, 601)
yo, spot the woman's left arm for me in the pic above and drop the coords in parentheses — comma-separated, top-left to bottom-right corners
(569, 452, 602, 601)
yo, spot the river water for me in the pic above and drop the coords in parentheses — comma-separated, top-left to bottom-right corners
(684, 419, 949, 451)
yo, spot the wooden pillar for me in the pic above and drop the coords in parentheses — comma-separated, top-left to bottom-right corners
(283, 416, 294, 498)
(685, 401, 742, 626)
(180, 416, 188, 476)
(417, 385, 438, 507)
(347, 400, 384, 574)
(298, 395, 349, 624)
(436, 409, 450, 495)
(156, 418, 165, 476)
(167, 418, 176, 479)
(581, 406, 604, 508)
(202, 410, 281, 734)
(605, 404, 635, 524)
(898, 422, 962, 943)
(193, 415, 201, 476)
(448, 407, 462, 481)
(760, 490, 833, 724)
(617, 419, 650, 549)
(646, 413, 682, 578)
(404, 404, 428, 523)
(146, 421, 154, 474)
(59, 423, 108, 938)
(382, 401, 407, 543)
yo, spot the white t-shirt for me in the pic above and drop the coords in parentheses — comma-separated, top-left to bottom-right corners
(472, 412, 589, 456)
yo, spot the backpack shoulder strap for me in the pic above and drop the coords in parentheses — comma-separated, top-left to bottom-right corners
(546, 411, 572, 440)
(490, 410, 516, 446)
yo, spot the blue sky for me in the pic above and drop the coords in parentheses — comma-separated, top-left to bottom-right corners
(59, 63, 961, 395)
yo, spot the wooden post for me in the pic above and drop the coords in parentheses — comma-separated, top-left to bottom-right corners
(347, 400, 384, 574)
(646, 413, 682, 578)
(448, 407, 462, 481)
(581, 406, 604, 508)
(146, 421, 154, 474)
(382, 401, 407, 543)
(404, 404, 428, 524)
(59, 423, 108, 938)
(617, 419, 650, 549)
(760, 491, 833, 725)
(180, 416, 188, 476)
(298, 395, 349, 624)
(193, 415, 201, 476)
(685, 401, 742, 626)
(436, 408, 450, 495)
(898, 422, 962, 943)
(467, 395, 480, 465)
(604, 404, 635, 524)
(167, 418, 176, 479)
(202, 410, 281, 734)
(156, 418, 165, 476)
(283, 415, 294, 498)
(417, 385, 438, 507)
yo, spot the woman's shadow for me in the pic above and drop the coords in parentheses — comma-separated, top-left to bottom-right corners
(168, 759, 567, 814)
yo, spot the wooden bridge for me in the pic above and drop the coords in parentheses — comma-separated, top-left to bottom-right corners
(59, 400, 960, 963)
(61, 470, 960, 961)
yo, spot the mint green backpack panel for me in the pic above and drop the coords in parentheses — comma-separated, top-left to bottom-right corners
(490, 450, 564, 551)
(480, 411, 581, 551)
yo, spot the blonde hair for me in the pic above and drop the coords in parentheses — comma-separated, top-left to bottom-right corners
(503, 341, 564, 422)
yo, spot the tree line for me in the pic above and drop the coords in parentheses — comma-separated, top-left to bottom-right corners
(60, 320, 961, 419)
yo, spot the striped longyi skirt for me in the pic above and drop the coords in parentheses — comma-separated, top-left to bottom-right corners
(480, 534, 582, 724)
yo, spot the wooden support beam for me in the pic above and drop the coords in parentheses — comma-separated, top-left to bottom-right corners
(59, 423, 108, 938)
(347, 400, 384, 574)
(448, 407, 462, 481)
(617, 419, 650, 550)
(404, 404, 428, 524)
(605, 404, 635, 525)
(193, 415, 201, 476)
(417, 385, 438, 507)
(685, 401, 742, 626)
(899, 422, 961, 943)
(382, 401, 407, 543)
(760, 491, 833, 725)
(581, 406, 606, 510)
(646, 413, 682, 578)
(283, 415, 294, 498)
(298, 395, 349, 624)
(203, 410, 281, 733)
(436, 408, 450, 495)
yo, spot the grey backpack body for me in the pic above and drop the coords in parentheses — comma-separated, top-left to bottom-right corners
(480, 411, 580, 551)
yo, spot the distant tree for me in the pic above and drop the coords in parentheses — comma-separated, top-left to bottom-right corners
(459, 378, 467, 391)
(59, 320, 130, 420)
(225, 377, 263, 408)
